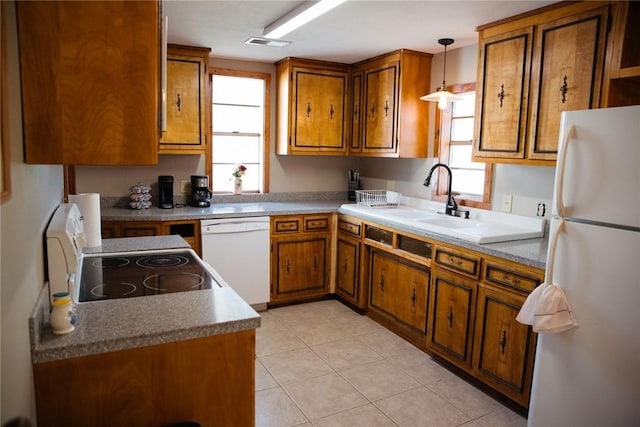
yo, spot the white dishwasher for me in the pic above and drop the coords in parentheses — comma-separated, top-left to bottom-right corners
(201, 216, 270, 311)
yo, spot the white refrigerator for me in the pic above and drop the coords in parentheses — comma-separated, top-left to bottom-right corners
(527, 105, 640, 426)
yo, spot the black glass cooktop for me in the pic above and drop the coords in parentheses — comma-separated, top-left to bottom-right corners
(78, 251, 217, 302)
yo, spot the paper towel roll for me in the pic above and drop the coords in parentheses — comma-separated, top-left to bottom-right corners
(69, 193, 102, 248)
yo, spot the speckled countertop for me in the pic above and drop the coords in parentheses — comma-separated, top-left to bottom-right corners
(103, 196, 548, 269)
(101, 200, 345, 221)
(30, 236, 260, 364)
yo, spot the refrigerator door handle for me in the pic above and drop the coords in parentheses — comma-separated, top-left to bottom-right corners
(554, 125, 576, 218)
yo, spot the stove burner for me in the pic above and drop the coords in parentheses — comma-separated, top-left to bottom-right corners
(136, 254, 189, 268)
(143, 272, 205, 292)
(90, 282, 137, 298)
(92, 257, 130, 268)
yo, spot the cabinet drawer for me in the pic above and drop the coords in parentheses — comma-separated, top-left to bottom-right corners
(273, 218, 301, 234)
(304, 215, 330, 232)
(483, 262, 542, 293)
(434, 247, 481, 278)
(122, 227, 157, 237)
(337, 217, 362, 238)
(365, 225, 393, 246)
(398, 235, 432, 260)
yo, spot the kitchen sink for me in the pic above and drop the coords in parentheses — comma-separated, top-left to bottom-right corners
(339, 202, 545, 244)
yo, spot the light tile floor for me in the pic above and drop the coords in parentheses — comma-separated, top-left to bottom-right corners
(255, 300, 527, 427)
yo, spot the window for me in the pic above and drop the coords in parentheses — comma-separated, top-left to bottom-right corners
(209, 70, 270, 193)
(434, 83, 493, 209)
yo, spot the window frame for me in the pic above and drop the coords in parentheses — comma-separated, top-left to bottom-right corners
(433, 82, 493, 210)
(207, 68, 271, 193)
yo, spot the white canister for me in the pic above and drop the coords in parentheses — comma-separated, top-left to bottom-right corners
(50, 298, 75, 335)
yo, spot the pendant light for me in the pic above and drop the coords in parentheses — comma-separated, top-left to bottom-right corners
(420, 38, 462, 110)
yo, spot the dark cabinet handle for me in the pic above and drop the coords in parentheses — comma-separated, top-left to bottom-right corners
(343, 260, 348, 274)
(306, 102, 312, 117)
(176, 93, 182, 111)
(447, 306, 454, 329)
(499, 330, 507, 354)
(411, 287, 416, 307)
(380, 274, 384, 291)
(370, 102, 375, 117)
(354, 105, 359, 119)
(560, 75, 568, 104)
(497, 84, 505, 108)
(384, 99, 389, 117)
(313, 256, 318, 273)
(330, 104, 334, 119)
(285, 259, 291, 275)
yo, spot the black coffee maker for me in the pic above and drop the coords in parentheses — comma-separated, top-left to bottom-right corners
(158, 175, 174, 209)
(191, 175, 212, 207)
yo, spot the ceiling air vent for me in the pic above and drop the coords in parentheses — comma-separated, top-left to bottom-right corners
(245, 37, 290, 48)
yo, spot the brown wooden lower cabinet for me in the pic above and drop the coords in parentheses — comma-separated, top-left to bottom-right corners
(270, 214, 332, 305)
(101, 219, 201, 256)
(33, 330, 255, 427)
(355, 219, 542, 410)
(427, 267, 477, 371)
(368, 248, 429, 347)
(472, 281, 539, 407)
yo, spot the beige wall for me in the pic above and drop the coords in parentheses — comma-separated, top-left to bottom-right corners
(1, 3, 64, 423)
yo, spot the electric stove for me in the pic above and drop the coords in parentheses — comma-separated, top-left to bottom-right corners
(78, 249, 221, 302)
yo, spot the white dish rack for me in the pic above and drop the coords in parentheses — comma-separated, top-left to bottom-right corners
(356, 190, 399, 208)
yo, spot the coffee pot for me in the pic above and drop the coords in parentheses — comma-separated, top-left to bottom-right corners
(191, 175, 212, 207)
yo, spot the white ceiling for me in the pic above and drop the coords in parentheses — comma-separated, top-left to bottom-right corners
(163, 0, 555, 64)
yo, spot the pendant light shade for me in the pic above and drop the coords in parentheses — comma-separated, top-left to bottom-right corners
(420, 38, 463, 110)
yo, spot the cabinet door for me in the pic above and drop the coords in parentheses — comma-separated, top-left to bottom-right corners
(428, 269, 476, 370)
(160, 50, 208, 153)
(336, 236, 361, 304)
(473, 27, 533, 160)
(291, 68, 348, 153)
(472, 283, 536, 407)
(272, 237, 328, 299)
(369, 250, 396, 316)
(16, 1, 159, 165)
(362, 62, 399, 154)
(527, 6, 609, 160)
(394, 260, 429, 334)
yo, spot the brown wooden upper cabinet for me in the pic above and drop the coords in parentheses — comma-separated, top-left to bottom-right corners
(16, 1, 160, 165)
(352, 49, 432, 158)
(275, 50, 431, 158)
(473, 2, 610, 164)
(159, 44, 211, 155)
(275, 58, 350, 156)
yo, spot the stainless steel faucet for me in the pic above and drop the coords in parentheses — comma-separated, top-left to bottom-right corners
(424, 163, 469, 218)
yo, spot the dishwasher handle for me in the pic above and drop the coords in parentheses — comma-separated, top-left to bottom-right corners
(202, 221, 269, 234)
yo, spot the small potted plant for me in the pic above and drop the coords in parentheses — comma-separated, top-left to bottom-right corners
(232, 164, 247, 195)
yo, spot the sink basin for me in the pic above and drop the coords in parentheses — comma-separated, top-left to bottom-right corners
(414, 217, 481, 229)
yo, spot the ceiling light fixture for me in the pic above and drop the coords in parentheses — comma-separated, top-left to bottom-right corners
(420, 38, 463, 110)
(263, 0, 348, 39)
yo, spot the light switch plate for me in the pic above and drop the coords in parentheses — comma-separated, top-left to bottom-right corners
(502, 195, 513, 213)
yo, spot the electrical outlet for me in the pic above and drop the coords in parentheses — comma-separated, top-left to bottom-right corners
(537, 202, 546, 217)
(502, 195, 513, 213)
(180, 180, 191, 194)
(386, 180, 395, 191)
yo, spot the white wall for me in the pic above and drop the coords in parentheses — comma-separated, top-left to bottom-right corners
(1, 3, 64, 423)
